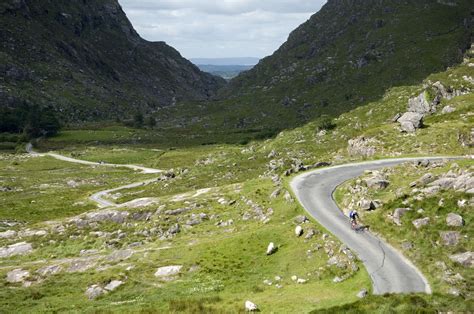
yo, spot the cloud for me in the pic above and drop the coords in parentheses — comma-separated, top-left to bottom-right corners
(118, 0, 326, 58)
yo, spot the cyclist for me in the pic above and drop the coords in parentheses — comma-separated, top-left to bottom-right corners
(349, 210, 359, 229)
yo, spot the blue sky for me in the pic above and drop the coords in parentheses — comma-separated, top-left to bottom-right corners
(118, 0, 326, 59)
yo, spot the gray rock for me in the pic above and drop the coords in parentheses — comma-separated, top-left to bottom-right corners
(365, 177, 389, 190)
(429, 177, 455, 189)
(107, 249, 134, 262)
(165, 208, 191, 215)
(245, 300, 258, 312)
(446, 213, 464, 227)
(154, 265, 182, 280)
(418, 173, 434, 185)
(0, 242, 33, 258)
(393, 208, 412, 226)
(304, 229, 317, 240)
(347, 136, 377, 157)
(104, 280, 123, 291)
(357, 288, 368, 298)
(358, 199, 375, 210)
(449, 252, 473, 268)
(283, 191, 294, 203)
(440, 231, 461, 246)
(398, 112, 424, 132)
(85, 285, 106, 300)
(294, 215, 309, 224)
(266, 242, 277, 255)
(67, 259, 97, 273)
(412, 217, 430, 229)
(441, 106, 455, 114)
(392, 113, 402, 123)
(6, 269, 29, 283)
(37, 265, 62, 277)
(295, 225, 303, 237)
(0, 230, 17, 239)
(408, 92, 433, 114)
(85, 210, 129, 224)
(270, 188, 281, 198)
(168, 223, 180, 235)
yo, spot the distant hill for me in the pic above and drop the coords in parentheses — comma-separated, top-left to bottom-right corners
(195, 65, 254, 80)
(191, 58, 260, 66)
(0, 0, 226, 124)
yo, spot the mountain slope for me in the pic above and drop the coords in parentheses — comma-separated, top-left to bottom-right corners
(0, 0, 225, 122)
(213, 0, 472, 131)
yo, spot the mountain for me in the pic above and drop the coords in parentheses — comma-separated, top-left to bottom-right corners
(212, 0, 473, 132)
(194, 65, 254, 80)
(0, 0, 226, 123)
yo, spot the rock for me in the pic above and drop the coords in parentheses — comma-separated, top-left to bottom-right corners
(347, 136, 377, 157)
(0, 242, 33, 258)
(398, 112, 424, 132)
(295, 225, 303, 237)
(104, 280, 123, 291)
(245, 300, 258, 312)
(333, 276, 344, 283)
(365, 177, 389, 190)
(446, 213, 464, 227)
(283, 191, 294, 203)
(270, 188, 281, 198)
(412, 217, 430, 229)
(449, 252, 473, 268)
(165, 208, 191, 215)
(85, 210, 129, 224)
(440, 231, 461, 246)
(266, 242, 277, 255)
(37, 265, 62, 277)
(67, 180, 79, 188)
(418, 173, 434, 185)
(392, 208, 412, 226)
(19, 229, 47, 237)
(263, 279, 272, 286)
(401, 241, 413, 250)
(294, 215, 308, 224)
(408, 92, 434, 114)
(0, 230, 17, 239)
(107, 249, 134, 262)
(67, 259, 97, 273)
(358, 199, 375, 210)
(429, 177, 455, 189)
(391, 113, 402, 122)
(296, 278, 307, 284)
(441, 106, 455, 114)
(85, 285, 106, 300)
(305, 229, 317, 240)
(168, 223, 180, 235)
(291, 275, 298, 281)
(154, 265, 183, 280)
(6, 269, 29, 283)
(357, 289, 368, 298)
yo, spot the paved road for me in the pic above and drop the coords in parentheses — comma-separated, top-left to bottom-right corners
(289, 157, 455, 294)
(26, 143, 162, 207)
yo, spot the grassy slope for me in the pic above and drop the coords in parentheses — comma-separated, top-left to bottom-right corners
(0, 57, 472, 312)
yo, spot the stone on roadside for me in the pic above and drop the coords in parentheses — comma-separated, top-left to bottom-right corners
(446, 213, 464, 227)
(6, 269, 29, 283)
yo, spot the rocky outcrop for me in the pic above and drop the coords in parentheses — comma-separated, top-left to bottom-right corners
(0, 242, 33, 258)
(347, 137, 378, 157)
(154, 265, 183, 281)
(6, 269, 29, 283)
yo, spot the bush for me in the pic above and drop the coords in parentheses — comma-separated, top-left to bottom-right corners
(316, 115, 336, 131)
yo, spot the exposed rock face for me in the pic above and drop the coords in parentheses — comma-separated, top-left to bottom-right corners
(0, 242, 33, 258)
(446, 213, 464, 227)
(407, 92, 435, 114)
(6, 269, 29, 283)
(154, 265, 183, 280)
(347, 137, 377, 157)
(0, 230, 17, 239)
(449, 252, 473, 267)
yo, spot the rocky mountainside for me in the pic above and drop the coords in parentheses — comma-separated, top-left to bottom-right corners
(215, 0, 473, 131)
(0, 0, 225, 123)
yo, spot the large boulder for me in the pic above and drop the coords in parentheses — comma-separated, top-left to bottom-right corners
(85, 210, 129, 224)
(398, 112, 424, 132)
(365, 177, 390, 190)
(446, 213, 464, 227)
(407, 92, 434, 114)
(449, 252, 473, 268)
(440, 231, 461, 246)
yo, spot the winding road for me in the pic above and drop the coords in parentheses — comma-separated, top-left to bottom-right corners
(289, 157, 459, 295)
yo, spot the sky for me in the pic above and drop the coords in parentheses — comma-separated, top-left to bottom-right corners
(118, 0, 327, 59)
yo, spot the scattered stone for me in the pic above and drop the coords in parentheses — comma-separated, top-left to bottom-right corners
(401, 241, 413, 250)
(365, 177, 390, 190)
(245, 300, 258, 312)
(266, 242, 277, 255)
(263, 279, 272, 286)
(107, 249, 134, 262)
(37, 265, 62, 277)
(67, 259, 97, 273)
(407, 92, 434, 114)
(283, 191, 294, 203)
(392, 208, 412, 226)
(0, 242, 33, 258)
(104, 280, 123, 291)
(305, 229, 317, 240)
(412, 217, 430, 229)
(446, 213, 464, 227)
(85, 285, 106, 300)
(6, 269, 29, 283)
(296, 278, 307, 284)
(0, 230, 17, 239)
(294, 215, 308, 224)
(295, 225, 303, 237)
(291, 275, 298, 281)
(333, 276, 344, 283)
(154, 265, 183, 280)
(398, 112, 424, 132)
(357, 289, 368, 298)
(168, 223, 180, 235)
(440, 231, 461, 246)
(441, 106, 455, 114)
(270, 188, 281, 198)
(449, 252, 473, 268)
(358, 199, 375, 211)
(347, 136, 377, 157)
